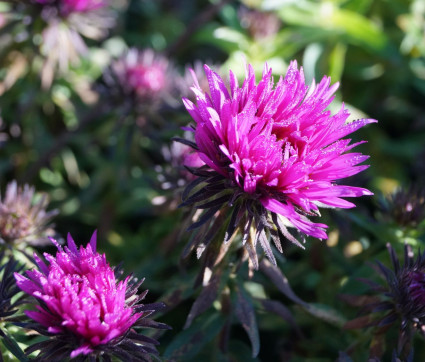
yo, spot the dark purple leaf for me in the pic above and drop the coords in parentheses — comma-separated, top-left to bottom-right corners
(187, 204, 222, 231)
(259, 259, 307, 306)
(184, 272, 222, 329)
(344, 315, 375, 329)
(338, 294, 382, 307)
(171, 137, 198, 150)
(164, 313, 224, 360)
(258, 299, 302, 337)
(235, 285, 260, 358)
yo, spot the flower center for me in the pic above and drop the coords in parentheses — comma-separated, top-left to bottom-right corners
(0, 209, 32, 243)
(127, 65, 166, 95)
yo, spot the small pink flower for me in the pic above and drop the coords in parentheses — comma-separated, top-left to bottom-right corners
(111, 49, 172, 104)
(15, 231, 169, 359)
(127, 63, 166, 96)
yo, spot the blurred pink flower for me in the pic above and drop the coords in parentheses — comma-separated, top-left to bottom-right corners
(3, 0, 115, 88)
(0, 181, 57, 246)
(111, 48, 172, 103)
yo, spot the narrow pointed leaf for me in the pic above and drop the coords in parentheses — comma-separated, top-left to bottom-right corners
(235, 285, 260, 358)
(259, 259, 307, 306)
(184, 272, 222, 329)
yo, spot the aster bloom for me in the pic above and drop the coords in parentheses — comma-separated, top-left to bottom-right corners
(344, 243, 425, 360)
(181, 61, 375, 268)
(0, 181, 57, 246)
(14, 231, 169, 361)
(106, 48, 176, 110)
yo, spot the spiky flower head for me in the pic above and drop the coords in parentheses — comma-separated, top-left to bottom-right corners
(384, 244, 425, 333)
(0, 181, 57, 246)
(181, 61, 375, 268)
(344, 243, 425, 360)
(14, 231, 169, 361)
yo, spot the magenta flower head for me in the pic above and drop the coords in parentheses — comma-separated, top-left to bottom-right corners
(180, 61, 375, 268)
(14, 231, 170, 361)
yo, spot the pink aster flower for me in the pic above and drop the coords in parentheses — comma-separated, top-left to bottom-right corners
(15, 231, 169, 360)
(109, 49, 173, 105)
(180, 61, 376, 268)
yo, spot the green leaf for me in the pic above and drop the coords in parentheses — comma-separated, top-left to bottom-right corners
(304, 303, 347, 327)
(164, 312, 224, 360)
(327, 7, 387, 50)
(194, 24, 250, 53)
(328, 42, 347, 82)
(277, 2, 387, 51)
(1, 331, 29, 362)
(218, 341, 260, 362)
(258, 299, 301, 336)
(302, 43, 324, 84)
(259, 259, 308, 307)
